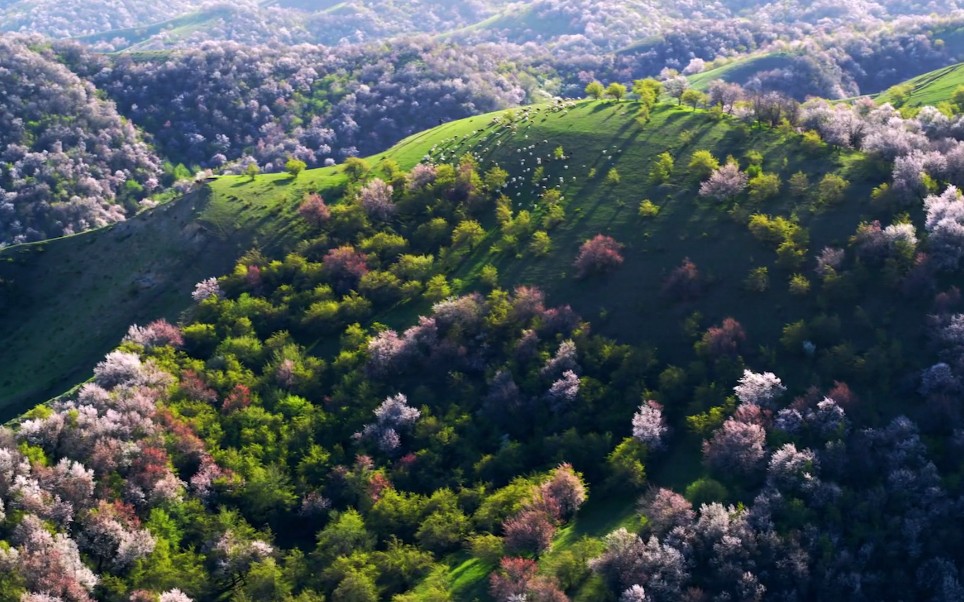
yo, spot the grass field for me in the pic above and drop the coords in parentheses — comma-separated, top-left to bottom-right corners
(874, 62, 964, 108)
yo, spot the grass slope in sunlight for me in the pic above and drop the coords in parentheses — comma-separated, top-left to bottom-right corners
(874, 62, 964, 108)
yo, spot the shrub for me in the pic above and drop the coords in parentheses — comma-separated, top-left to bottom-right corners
(744, 267, 769, 293)
(817, 173, 849, 205)
(789, 274, 811, 295)
(638, 199, 660, 217)
(747, 173, 781, 203)
(661, 257, 702, 301)
(688, 150, 720, 180)
(650, 152, 674, 184)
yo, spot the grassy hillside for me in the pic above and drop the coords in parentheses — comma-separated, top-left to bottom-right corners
(2, 97, 919, 422)
(0, 172, 344, 420)
(379, 100, 912, 382)
(75, 6, 236, 51)
(2, 96, 954, 601)
(687, 52, 797, 90)
(875, 61, 964, 107)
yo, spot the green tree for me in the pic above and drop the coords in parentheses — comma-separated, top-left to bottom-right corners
(424, 274, 452, 301)
(953, 85, 964, 112)
(789, 274, 811, 295)
(817, 173, 849, 205)
(332, 570, 379, 602)
(483, 165, 509, 192)
(684, 477, 728, 506)
(605, 82, 628, 101)
(633, 78, 662, 104)
(585, 81, 605, 100)
(315, 509, 375, 564)
(887, 83, 914, 107)
(688, 150, 720, 179)
(343, 156, 371, 179)
(452, 219, 486, 249)
(744, 266, 769, 293)
(788, 171, 810, 198)
(747, 173, 781, 203)
(480, 264, 499, 287)
(245, 163, 260, 181)
(416, 508, 471, 554)
(529, 230, 552, 256)
(801, 130, 825, 155)
(285, 157, 307, 178)
(240, 463, 297, 523)
(239, 558, 293, 600)
(606, 437, 647, 489)
(681, 88, 707, 110)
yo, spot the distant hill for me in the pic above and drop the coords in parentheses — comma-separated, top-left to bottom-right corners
(0, 0, 202, 37)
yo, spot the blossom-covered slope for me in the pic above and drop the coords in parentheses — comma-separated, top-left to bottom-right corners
(5, 91, 964, 599)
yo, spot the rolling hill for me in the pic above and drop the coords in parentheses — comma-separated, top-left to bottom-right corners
(1, 98, 914, 425)
(687, 52, 798, 90)
(0, 94, 959, 600)
(875, 61, 964, 108)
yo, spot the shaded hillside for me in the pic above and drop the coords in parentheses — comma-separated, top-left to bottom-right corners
(0, 174, 335, 419)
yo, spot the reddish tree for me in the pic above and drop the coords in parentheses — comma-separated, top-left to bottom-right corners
(221, 384, 253, 414)
(700, 318, 746, 357)
(702, 418, 767, 475)
(935, 286, 961, 314)
(574, 234, 624, 278)
(129, 445, 172, 494)
(323, 245, 369, 292)
(503, 509, 556, 555)
(490, 557, 538, 600)
(179, 370, 218, 404)
(661, 257, 702, 301)
(245, 264, 263, 291)
(299, 193, 331, 226)
(539, 463, 588, 521)
(826, 380, 859, 412)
